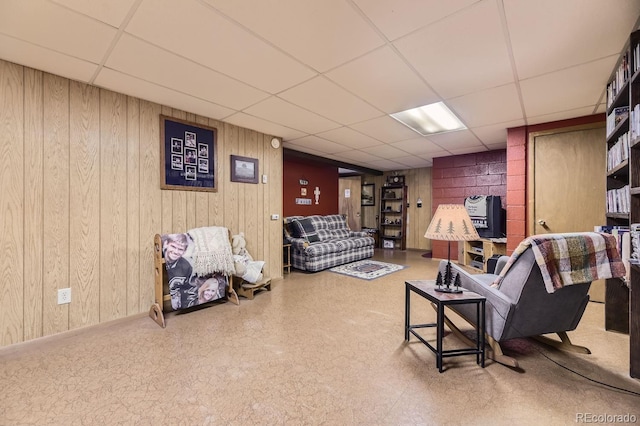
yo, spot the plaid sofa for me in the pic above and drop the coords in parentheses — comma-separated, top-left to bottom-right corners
(284, 214, 375, 272)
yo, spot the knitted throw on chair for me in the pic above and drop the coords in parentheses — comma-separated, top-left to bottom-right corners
(188, 226, 236, 277)
(493, 232, 626, 293)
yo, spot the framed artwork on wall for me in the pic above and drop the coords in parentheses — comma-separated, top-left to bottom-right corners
(230, 155, 259, 184)
(160, 115, 217, 192)
(361, 183, 375, 206)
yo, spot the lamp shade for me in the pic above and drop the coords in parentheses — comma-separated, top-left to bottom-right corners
(424, 204, 479, 241)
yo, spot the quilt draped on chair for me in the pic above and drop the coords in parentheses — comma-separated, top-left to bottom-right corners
(493, 232, 626, 293)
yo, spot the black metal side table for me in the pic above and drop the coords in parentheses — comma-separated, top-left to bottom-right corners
(405, 280, 486, 372)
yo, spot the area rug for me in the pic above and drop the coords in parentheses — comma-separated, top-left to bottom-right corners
(329, 260, 407, 280)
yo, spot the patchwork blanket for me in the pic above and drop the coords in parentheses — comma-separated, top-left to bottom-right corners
(162, 227, 234, 310)
(493, 232, 626, 293)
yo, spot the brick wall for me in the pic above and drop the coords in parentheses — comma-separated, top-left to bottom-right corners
(431, 150, 507, 259)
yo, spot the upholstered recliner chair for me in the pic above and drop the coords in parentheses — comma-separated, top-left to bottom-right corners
(439, 232, 626, 368)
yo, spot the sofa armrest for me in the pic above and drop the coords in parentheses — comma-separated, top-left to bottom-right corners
(287, 237, 309, 252)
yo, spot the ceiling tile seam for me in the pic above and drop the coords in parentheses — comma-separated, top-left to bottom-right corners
(345, 0, 446, 115)
(0, 30, 101, 76)
(226, 110, 314, 139)
(268, 92, 381, 131)
(495, 0, 526, 126)
(93, 65, 243, 118)
(372, 0, 486, 43)
(88, 0, 144, 86)
(108, 32, 281, 100)
(194, 0, 322, 76)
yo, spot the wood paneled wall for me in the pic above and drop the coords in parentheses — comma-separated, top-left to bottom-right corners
(361, 168, 432, 251)
(0, 59, 283, 347)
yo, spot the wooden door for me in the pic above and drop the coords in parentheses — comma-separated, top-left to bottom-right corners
(530, 125, 606, 234)
(529, 124, 606, 300)
(339, 176, 362, 231)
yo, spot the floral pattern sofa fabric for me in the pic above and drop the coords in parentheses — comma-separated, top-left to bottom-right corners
(284, 214, 375, 272)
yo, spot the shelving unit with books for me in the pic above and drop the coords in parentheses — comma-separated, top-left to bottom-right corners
(604, 31, 636, 335)
(605, 29, 640, 377)
(379, 182, 407, 250)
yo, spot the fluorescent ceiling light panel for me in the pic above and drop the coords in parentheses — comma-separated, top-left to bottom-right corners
(390, 102, 466, 136)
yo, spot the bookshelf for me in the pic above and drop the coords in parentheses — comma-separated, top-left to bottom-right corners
(605, 28, 640, 377)
(379, 183, 407, 250)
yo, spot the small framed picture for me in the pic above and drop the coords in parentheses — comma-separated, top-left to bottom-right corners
(198, 143, 208, 158)
(361, 183, 375, 206)
(185, 165, 197, 181)
(171, 138, 183, 154)
(184, 148, 197, 165)
(171, 154, 183, 170)
(198, 158, 209, 173)
(185, 131, 196, 148)
(230, 155, 259, 184)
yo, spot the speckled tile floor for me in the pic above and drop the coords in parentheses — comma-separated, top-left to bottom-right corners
(1, 250, 639, 425)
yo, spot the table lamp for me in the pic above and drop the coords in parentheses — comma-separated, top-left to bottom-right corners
(424, 204, 479, 293)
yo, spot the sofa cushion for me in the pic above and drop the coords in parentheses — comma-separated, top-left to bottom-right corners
(324, 214, 348, 230)
(290, 218, 320, 243)
(307, 215, 330, 230)
(331, 229, 350, 239)
(304, 241, 341, 258)
(336, 236, 374, 251)
(317, 229, 332, 241)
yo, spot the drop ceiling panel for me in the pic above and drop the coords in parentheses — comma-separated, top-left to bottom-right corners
(348, 116, 419, 143)
(280, 143, 329, 158)
(447, 84, 523, 128)
(520, 56, 616, 117)
(390, 137, 446, 155)
(278, 76, 384, 125)
(326, 46, 439, 114)
(126, 0, 316, 94)
(286, 135, 352, 154)
(105, 34, 269, 110)
(365, 158, 408, 171)
(335, 150, 385, 163)
(428, 129, 483, 150)
(353, 0, 480, 41)
(0, 33, 98, 83)
(363, 144, 411, 159)
(51, 0, 137, 27)
(0, 0, 117, 63)
(243, 96, 340, 134)
(505, 0, 640, 80)
(315, 127, 383, 149)
(94, 68, 235, 119)
(526, 106, 603, 126)
(472, 119, 525, 146)
(223, 112, 306, 141)
(202, 0, 385, 72)
(394, 0, 513, 99)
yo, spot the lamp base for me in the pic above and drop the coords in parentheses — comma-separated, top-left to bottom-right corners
(435, 287, 463, 294)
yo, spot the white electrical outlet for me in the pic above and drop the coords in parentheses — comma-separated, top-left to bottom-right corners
(271, 214, 279, 220)
(262, 174, 268, 184)
(58, 288, 71, 305)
